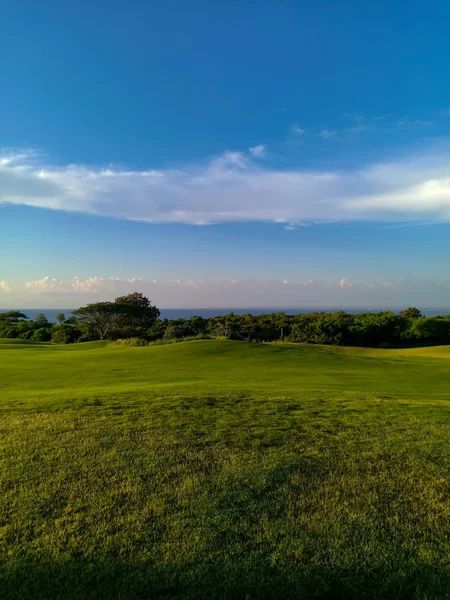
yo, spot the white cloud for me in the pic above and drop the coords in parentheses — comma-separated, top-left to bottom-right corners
(318, 129, 338, 140)
(339, 278, 353, 289)
(24, 275, 145, 294)
(347, 125, 369, 133)
(3, 276, 450, 310)
(2, 144, 450, 225)
(300, 280, 318, 286)
(249, 144, 266, 157)
(392, 119, 434, 129)
(0, 280, 11, 292)
(292, 123, 305, 135)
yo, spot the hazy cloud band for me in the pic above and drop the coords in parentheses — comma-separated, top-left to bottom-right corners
(1, 146, 450, 224)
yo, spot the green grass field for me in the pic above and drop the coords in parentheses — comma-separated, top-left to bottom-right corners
(1, 339, 450, 599)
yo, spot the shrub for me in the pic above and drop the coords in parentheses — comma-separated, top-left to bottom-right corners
(115, 335, 212, 347)
(163, 325, 178, 340)
(209, 324, 233, 338)
(115, 338, 149, 347)
(51, 325, 82, 344)
(377, 341, 391, 349)
(31, 328, 52, 342)
(149, 335, 212, 346)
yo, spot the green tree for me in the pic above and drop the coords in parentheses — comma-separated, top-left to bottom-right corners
(273, 312, 289, 339)
(187, 316, 207, 335)
(32, 328, 52, 342)
(56, 312, 66, 323)
(148, 319, 168, 341)
(399, 307, 422, 320)
(51, 324, 82, 344)
(0, 311, 28, 338)
(114, 293, 160, 330)
(0, 311, 28, 323)
(411, 317, 450, 344)
(17, 321, 33, 339)
(34, 313, 50, 327)
(72, 302, 121, 340)
(163, 324, 178, 340)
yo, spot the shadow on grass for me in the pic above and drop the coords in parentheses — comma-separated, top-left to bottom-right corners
(0, 557, 447, 600)
(2, 551, 449, 600)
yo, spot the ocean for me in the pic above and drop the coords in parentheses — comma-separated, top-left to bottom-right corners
(1, 307, 449, 322)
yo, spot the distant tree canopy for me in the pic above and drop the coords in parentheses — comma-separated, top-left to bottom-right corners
(115, 292, 160, 330)
(34, 313, 49, 327)
(399, 307, 422, 320)
(72, 293, 160, 340)
(72, 302, 122, 340)
(0, 311, 27, 324)
(1, 303, 450, 348)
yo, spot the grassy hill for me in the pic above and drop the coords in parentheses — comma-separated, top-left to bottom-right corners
(1, 340, 450, 599)
(2, 339, 450, 407)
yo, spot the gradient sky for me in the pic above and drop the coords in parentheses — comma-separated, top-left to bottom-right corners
(1, 0, 450, 309)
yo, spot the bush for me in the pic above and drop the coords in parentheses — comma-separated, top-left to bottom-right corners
(31, 328, 52, 342)
(209, 324, 233, 338)
(77, 331, 99, 343)
(377, 341, 391, 349)
(115, 335, 212, 348)
(151, 335, 212, 346)
(115, 338, 149, 347)
(410, 317, 450, 345)
(0, 326, 19, 338)
(51, 325, 82, 344)
(163, 325, 178, 340)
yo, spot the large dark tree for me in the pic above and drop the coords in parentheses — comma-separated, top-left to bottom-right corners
(399, 307, 422, 320)
(0, 311, 28, 323)
(72, 302, 121, 340)
(73, 294, 159, 340)
(114, 292, 160, 330)
(34, 313, 50, 327)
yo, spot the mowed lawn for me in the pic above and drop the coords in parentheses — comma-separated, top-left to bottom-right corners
(1, 340, 450, 599)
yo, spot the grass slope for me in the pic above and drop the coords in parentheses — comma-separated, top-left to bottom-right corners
(2, 339, 450, 408)
(1, 340, 450, 599)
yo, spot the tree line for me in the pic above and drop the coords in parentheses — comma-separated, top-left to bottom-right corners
(1, 295, 450, 347)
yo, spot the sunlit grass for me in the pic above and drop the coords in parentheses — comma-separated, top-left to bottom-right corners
(1, 340, 450, 598)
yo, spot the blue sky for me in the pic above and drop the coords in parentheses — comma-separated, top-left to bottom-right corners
(1, 0, 450, 308)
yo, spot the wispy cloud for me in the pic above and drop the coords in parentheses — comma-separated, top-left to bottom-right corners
(25, 276, 144, 294)
(2, 143, 450, 225)
(248, 144, 266, 157)
(0, 280, 11, 293)
(346, 125, 369, 133)
(339, 278, 353, 289)
(318, 129, 338, 140)
(338, 113, 436, 134)
(292, 123, 305, 135)
(391, 119, 434, 129)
